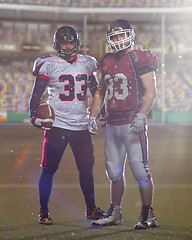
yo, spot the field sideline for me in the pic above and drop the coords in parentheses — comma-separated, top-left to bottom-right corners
(0, 124, 192, 240)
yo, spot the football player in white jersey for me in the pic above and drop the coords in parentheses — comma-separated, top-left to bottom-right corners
(88, 19, 158, 229)
(29, 25, 106, 225)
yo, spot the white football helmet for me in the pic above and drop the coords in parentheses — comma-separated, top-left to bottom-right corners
(107, 19, 135, 51)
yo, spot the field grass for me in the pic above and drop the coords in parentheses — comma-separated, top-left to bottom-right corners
(0, 124, 192, 240)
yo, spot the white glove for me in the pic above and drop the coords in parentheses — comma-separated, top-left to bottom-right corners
(30, 117, 54, 130)
(130, 113, 147, 134)
(88, 117, 98, 135)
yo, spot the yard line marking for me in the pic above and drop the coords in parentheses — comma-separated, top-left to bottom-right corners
(0, 184, 191, 188)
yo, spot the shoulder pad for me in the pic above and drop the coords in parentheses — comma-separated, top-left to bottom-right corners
(77, 54, 97, 76)
(98, 53, 114, 72)
(77, 54, 96, 64)
(33, 55, 52, 76)
(131, 50, 159, 72)
(84, 54, 97, 62)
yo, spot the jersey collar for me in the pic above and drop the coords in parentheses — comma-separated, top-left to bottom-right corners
(67, 55, 77, 64)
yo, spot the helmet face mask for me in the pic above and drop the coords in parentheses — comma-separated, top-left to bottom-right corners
(59, 41, 76, 57)
(107, 19, 135, 51)
(53, 26, 80, 58)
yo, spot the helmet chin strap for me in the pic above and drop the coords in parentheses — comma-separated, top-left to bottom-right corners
(59, 52, 76, 63)
(59, 48, 76, 59)
(62, 53, 72, 59)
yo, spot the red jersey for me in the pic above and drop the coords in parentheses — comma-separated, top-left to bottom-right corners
(98, 49, 158, 125)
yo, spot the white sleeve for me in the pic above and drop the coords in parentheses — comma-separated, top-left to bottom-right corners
(85, 55, 97, 77)
(32, 56, 50, 77)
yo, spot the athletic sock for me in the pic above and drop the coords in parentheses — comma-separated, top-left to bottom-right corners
(141, 205, 151, 221)
(39, 169, 54, 213)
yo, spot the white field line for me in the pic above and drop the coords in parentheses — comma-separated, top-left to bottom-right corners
(0, 184, 191, 189)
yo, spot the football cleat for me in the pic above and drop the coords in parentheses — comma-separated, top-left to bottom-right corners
(134, 206, 157, 230)
(91, 204, 123, 226)
(38, 211, 53, 225)
(86, 207, 105, 220)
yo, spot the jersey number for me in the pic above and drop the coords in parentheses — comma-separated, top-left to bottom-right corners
(59, 74, 87, 101)
(104, 73, 128, 100)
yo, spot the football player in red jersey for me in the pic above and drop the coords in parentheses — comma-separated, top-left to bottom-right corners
(29, 26, 106, 225)
(88, 19, 158, 229)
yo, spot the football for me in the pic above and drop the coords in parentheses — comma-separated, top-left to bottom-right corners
(36, 103, 55, 128)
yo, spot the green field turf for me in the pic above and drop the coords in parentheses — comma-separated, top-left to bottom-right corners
(0, 124, 192, 240)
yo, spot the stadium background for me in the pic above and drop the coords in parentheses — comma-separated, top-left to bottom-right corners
(0, 1, 192, 240)
(0, 0, 192, 124)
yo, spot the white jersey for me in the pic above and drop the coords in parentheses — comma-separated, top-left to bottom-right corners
(33, 54, 97, 130)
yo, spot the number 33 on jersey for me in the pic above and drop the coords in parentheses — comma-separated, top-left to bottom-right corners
(33, 54, 98, 130)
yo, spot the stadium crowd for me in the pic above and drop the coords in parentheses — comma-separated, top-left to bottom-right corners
(0, 21, 191, 54)
(0, 63, 33, 113)
(0, 20, 192, 114)
(154, 69, 192, 113)
(0, 0, 192, 8)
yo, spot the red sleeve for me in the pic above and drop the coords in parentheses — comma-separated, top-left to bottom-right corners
(132, 50, 159, 76)
(97, 53, 113, 73)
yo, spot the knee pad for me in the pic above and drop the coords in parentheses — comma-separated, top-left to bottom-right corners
(134, 173, 151, 182)
(105, 168, 124, 182)
(129, 158, 151, 182)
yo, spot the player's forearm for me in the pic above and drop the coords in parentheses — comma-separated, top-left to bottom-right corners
(90, 89, 105, 118)
(29, 77, 48, 118)
(139, 89, 156, 116)
(139, 72, 157, 116)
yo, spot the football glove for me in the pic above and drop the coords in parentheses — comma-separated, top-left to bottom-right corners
(130, 113, 147, 134)
(88, 117, 98, 135)
(30, 116, 53, 130)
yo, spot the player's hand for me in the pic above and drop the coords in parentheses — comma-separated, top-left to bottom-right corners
(30, 117, 53, 130)
(88, 117, 98, 135)
(130, 113, 147, 134)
